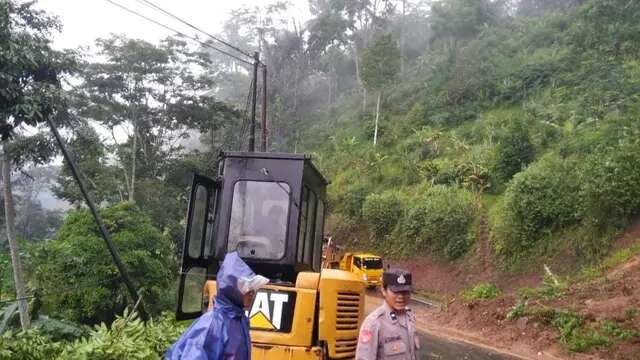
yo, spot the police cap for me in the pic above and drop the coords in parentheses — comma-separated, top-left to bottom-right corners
(382, 269, 412, 292)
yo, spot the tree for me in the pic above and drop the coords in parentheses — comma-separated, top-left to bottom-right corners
(0, 0, 76, 330)
(430, 0, 500, 48)
(53, 124, 122, 206)
(76, 36, 237, 203)
(495, 119, 535, 183)
(308, 0, 396, 120)
(361, 33, 400, 145)
(30, 202, 174, 325)
(571, 0, 640, 59)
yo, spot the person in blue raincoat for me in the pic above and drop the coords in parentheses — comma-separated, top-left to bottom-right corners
(166, 252, 269, 360)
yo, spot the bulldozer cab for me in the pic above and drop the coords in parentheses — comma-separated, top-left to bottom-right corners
(176, 151, 328, 320)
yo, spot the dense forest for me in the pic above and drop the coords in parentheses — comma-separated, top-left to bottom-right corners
(1, 0, 640, 358)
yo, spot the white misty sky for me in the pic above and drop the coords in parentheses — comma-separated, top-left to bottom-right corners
(28, 0, 311, 210)
(34, 0, 311, 50)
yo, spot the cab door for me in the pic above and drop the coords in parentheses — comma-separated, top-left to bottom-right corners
(176, 173, 219, 320)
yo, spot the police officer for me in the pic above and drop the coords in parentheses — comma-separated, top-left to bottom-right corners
(356, 269, 419, 360)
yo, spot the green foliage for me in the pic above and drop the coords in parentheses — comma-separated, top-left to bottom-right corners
(625, 308, 638, 320)
(0, 312, 186, 360)
(577, 243, 640, 282)
(494, 155, 580, 259)
(336, 182, 371, 221)
(430, 0, 499, 42)
(0, 0, 77, 139)
(506, 300, 527, 321)
(510, 304, 612, 352)
(571, 0, 640, 58)
(460, 283, 501, 302)
(30, 202, 175, 324)
(518, 265, 567, 300)
(600, 321, 640, 341)
(361, 33, 400, 91)
(0, 253, 12, 301)
(0, 330, 64, 360)
(31, 315, 88, 341)
(362, 191, 404, 239)
(53, 124, 121, 205)
(398, 185, 476, 259)
(553, 312, 610, 352)
(494, 118, 535, 183)
(0, 304, 18, 335)
(580, 142, 640, 230)
(59, 311, 184, 360)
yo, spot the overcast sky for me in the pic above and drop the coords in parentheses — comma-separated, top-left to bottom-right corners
(28, 1, 313, 210)
(34, 0, 311, 50)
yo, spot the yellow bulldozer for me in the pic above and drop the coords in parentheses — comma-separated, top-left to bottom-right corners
(176, 151, 366, 359)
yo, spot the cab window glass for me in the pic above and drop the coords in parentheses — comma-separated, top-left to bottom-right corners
(297, 187, 309, 263)
(364, 258, 383, 269)
(228, 181, 290, 260)
(188, 185, 207, 258)
(312, 200, 325, 271)
(204, 189, 217, 257)
(180, 267, 206, 314)
(354, 257, 361, 268)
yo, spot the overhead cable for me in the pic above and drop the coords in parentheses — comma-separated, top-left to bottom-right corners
(135, 0, 255, 60)
(103, 0, 253, 66)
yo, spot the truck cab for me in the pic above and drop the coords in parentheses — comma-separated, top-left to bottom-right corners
(176, 151, 365, 360)
(339, 253, 384, 288)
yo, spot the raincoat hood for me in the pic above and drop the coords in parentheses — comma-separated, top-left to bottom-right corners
(216, 251, 256, 309)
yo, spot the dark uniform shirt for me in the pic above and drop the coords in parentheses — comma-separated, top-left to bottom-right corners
(355, 301, 419, 360)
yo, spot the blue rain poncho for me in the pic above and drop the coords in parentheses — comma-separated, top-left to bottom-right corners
(166, 252, 255, 360)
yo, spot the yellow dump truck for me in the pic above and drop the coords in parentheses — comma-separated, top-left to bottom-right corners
(339, 253, 384, 288)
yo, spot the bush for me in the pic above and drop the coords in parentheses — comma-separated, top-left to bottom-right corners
(494, 155, 581, 259)
(362, 191, 404, 239)
(59, 311, 185, 359)
(460, 283, 501, 302)
(553, 312, 610, 352)
(580, 142, 640, 230)
(494, 118, 535, 183)
(0, 312, 186, 360)
(0, 330, 64, 360)
(398, 185, 476, 259)
(330, 168, 373, 221)
(30, 202, 175, 325)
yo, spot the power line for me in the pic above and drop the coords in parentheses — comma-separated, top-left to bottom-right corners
(103, 0, 253, 66)
(134, 0, 255, 61)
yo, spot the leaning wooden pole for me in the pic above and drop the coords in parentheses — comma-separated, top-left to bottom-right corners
(47, 118, 148, 320)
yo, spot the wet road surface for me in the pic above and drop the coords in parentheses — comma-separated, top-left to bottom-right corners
(365, 293, 522, 360)
(417, 331, 519, 360)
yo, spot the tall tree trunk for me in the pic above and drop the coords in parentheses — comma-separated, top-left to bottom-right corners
(353, 44, 361, 85)
(373, 90, 382, 146)
(129, 122, 137, 202)
(362, 87, 368, 122)
(2, 144, 30, 330)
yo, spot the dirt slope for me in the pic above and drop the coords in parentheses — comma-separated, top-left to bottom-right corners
(381, 222, 640, 359)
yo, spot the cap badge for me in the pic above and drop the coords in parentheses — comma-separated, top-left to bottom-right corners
(397, 274, 406, 284)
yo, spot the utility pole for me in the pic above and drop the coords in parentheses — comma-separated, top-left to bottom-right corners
(249, 52, 259, 152)
(261, 65, 268, 152)
(47, 118, 148, 321)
